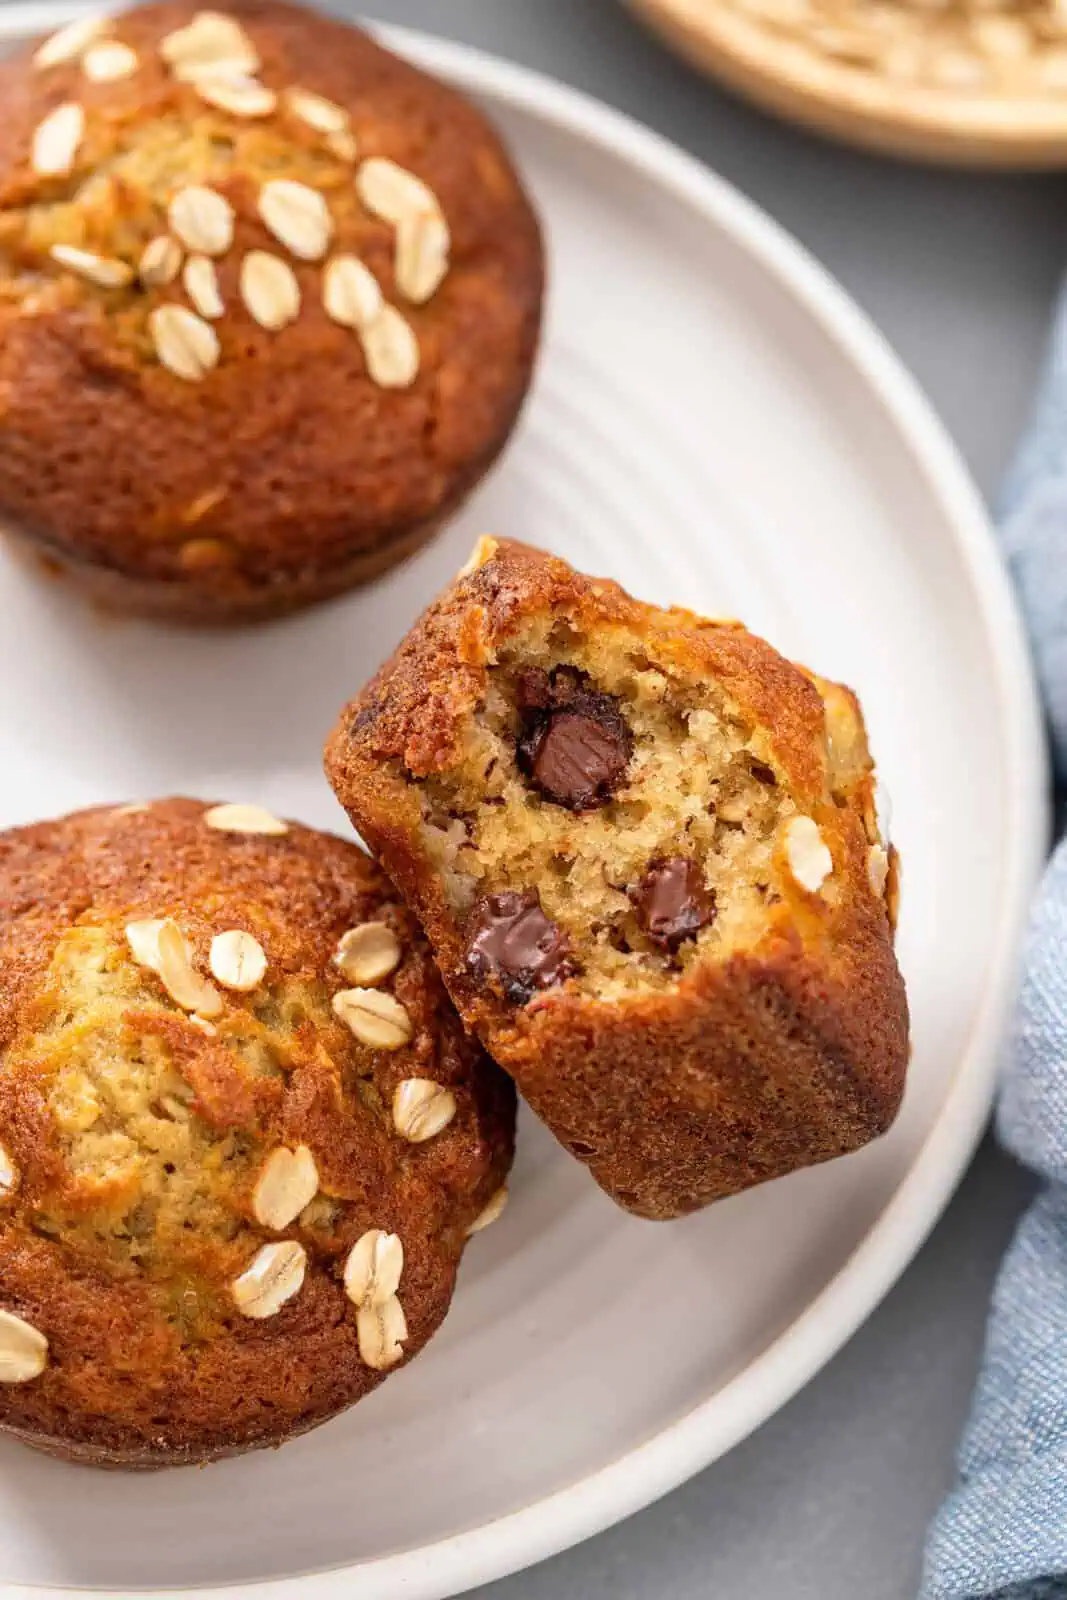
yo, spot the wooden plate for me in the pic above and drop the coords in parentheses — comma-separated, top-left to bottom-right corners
(625, 0, 1067, 167)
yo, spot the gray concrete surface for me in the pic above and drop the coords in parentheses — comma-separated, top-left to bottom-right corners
(334, 3, 1056, 1595)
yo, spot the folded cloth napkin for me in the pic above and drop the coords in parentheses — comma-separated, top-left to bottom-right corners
(921, 284, 1067, 1600)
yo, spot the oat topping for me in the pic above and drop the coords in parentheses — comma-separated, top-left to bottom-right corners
(209, 929, 267, 991)
(203, 802, 289, 836)
(0, 1310, 48, 1384)
(467, 1184, 508, 1235)
(149, 303, 220, 381)
(361, 305, 420, 388)
(50, 243, 133, 287)
(355, 157, 450, 306)
(356, 1293, 407, 1369)
(258, 178, 333, 260)
(168, 184, 234, 256)
(252, 1145, 320, 1230)
(31, 102, 84, 176)
(191, 73, 277, 118)
(392, 1078, 457, 1143)
(82, 39, 138, 81)
(322, 253, 383, 329)
(783, 815, 833, 894)
(458, 535, 500, 577)
(343, 1229, 404, 1309)
(139, 234, 182, 286)
(124, 916, 168, 971)
(395, 209, 450, 304)
(34, 14, 110, 70)
(231, 1240, 307, 1319)
(240, 249, 301, 330)
(126, 915, 223, 1018)
(333, 988, 413, 1050)
(0, 1144, 18, 1200)
(183, 252, 224, 318)
(284, 86, 350, 135)
(156, 918, 224, 1017)
(333, 921, 401, 986)
(160, 11, 259, 78)
(356, 157, 439, 224)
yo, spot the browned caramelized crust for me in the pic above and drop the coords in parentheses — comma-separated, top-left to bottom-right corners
(0, 0, 544, 621)
(0, 799, 514, 1466)
(325, 538, 908, 1220)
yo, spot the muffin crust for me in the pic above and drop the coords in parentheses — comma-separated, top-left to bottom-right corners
(326, 538, 908, 1219)
(0, 798, 514, 1466)
(0, 1, 544, 620)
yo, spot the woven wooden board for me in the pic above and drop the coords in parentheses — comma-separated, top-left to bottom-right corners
(625, 0, 1067, 168)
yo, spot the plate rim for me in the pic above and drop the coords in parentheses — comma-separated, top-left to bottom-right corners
(0, 8, 1049, 1598)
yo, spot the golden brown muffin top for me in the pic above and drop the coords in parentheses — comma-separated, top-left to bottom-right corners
(0, 798, 513, 1465)
(0, 0, 543, 589)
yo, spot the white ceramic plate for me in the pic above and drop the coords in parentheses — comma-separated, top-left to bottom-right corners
(0, 9, 1048, 1600)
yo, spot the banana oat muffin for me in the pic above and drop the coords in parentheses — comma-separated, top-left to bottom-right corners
(0, 798, 514, 1467)
(325, 538, 908, 1220)
(0, 0, 543, 621)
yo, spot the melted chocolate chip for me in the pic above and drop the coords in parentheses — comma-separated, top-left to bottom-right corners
(749, 761, 776, 786)
(630, 857, 715, 951)
(465, 890, 574, 1004)
(515, 667, 633, 811)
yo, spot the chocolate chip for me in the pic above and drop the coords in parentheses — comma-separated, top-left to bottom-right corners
(514, 668, 555, 713)
(465, 890, 574, 1004)
(749, 761, 776, 786)
(630, 857, 715, 951)
(515, 667, 632, 811)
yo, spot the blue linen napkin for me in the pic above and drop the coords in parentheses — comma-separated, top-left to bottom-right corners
(921, 285, 1067, 1599)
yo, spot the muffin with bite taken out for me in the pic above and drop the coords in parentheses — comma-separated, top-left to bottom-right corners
(325, 537, 908, 1221)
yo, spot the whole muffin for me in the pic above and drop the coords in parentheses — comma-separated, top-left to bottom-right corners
(0, 0, 543, 622)
(325, 538, 908, 1220)
(0, 798, 514, 1467)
